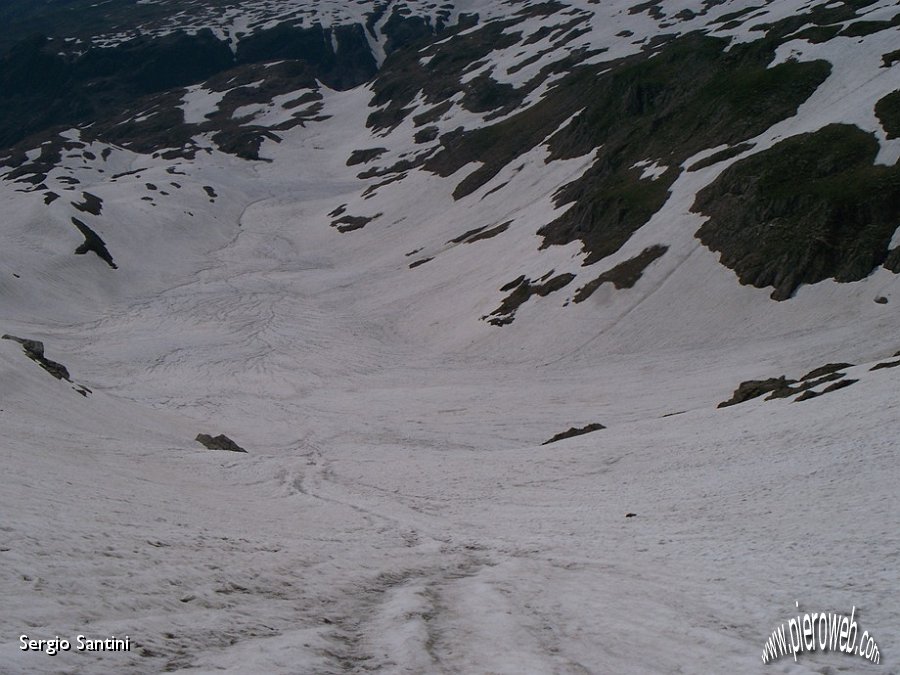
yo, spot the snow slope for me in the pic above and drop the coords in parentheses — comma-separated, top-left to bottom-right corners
(1, 0, 899, 673)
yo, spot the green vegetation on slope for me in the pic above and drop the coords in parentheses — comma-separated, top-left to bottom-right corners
(695, 124, 900, 300)
(424, 32, 830, 265)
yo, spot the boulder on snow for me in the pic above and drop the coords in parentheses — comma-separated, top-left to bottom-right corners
(195, 433, 247, 453)
(2, 334, 71, 380)
(542, 422, 606, 445)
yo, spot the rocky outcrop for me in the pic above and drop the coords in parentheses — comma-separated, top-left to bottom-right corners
(875, 90, 900, 139)
(542, 423, 606, 445)
(574, 245, 667, 302)
(0, 20, 376, 155)
(236, 23, 376, 90)
(2, 334, 71, 380)
(72, 217, 117, 269)
(718, 362, 856, 407)
(195, 433, 247, 453)
(0, 30, 232, 150)
(485, 272, 575, 326)
(695, 124, 900, 300)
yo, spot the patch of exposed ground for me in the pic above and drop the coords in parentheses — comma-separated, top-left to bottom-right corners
(71, 216, 117, 269)
(71, 191, 103, 215)
(448, 221, 511, 244)
(331, 213, 381, 233)
(484, 272, 575, 326)
(2, 334, 92, 396)
(573, 245, 667, 302)
(542, 422, 606, 445)
(695, 124, 900, 300)
(875, 90, 900, 139)
(686, 143, 753, 172)
(420, 32, 829, 267)
(347, 148, 387, 166)
(718, 362, 855, 407)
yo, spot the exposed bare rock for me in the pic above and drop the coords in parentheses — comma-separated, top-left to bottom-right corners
(2, 334, 71, 381)
(574, 245, 667, 302)
(543, 423, 606, 445)
(718, 377, 796, 408)
(485, 272, 575, 326)
(195, 433, 247, 453)
(72, 217, 117, 269)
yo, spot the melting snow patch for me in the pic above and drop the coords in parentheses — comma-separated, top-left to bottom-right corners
(181, 85, 229, 125)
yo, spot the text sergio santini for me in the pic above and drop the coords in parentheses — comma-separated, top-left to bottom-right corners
(20, 634, 132, 655)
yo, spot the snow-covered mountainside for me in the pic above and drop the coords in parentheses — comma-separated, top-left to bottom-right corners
(1, 0, 899, 672)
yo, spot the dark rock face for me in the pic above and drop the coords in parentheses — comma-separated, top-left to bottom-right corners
(718, 362, 857, 407)
(236, 22, 377, 90)
(2, 334, 71, 380)
(718, 376, 796, 407)
(695, 124, 900, 300)
(800, 363, 854, 380)
(71, 192, 103, 216)
(686, 143, 753, 172)
(330, 213, 381, 233)
(875, 90, 900, 139)
(195, 434, 247, 453)
(0, 0, 170, 54)
(413, 126, 439, 144)
(795, 379, 859, 402)
(543, 422, 606, 445)
(0, 30, 232, 149)
(485, 272, 575, 326)
(839, 14, 900, 38)
(0, 20, 375, 155)
(574, 245, 667, 302)
(0, 35, 75, 148)
(448, 221, 511, 244)
(870, 360, 900, 371)
(76, 29, 234, 95)
(347, 148, 387, 166)
(536, 38, 830, 265)
(382, 9, 437, 55)
(71, 217, 117, 269)
(408, 257, 433, 269)
(415, 32, 829, 266)
(367, 14, 508, 132)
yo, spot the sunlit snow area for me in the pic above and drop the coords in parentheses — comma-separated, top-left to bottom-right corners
(1, 0, 899, 673)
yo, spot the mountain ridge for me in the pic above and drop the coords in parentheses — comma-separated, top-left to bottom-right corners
(1, 1, 899, 672)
